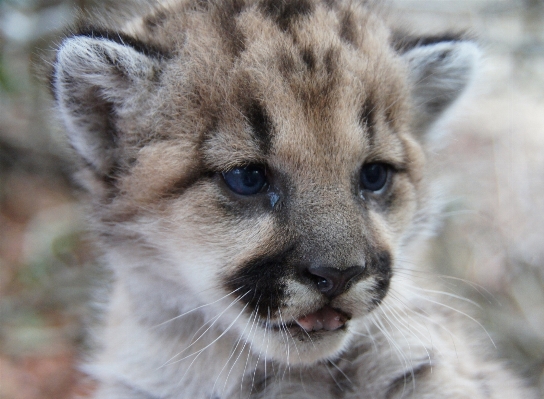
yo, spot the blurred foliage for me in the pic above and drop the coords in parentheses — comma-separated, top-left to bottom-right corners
(0, 0, 543, 398)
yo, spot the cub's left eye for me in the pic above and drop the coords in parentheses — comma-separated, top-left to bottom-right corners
(222, 165, 267, 195)
(360, 163, 389, 192)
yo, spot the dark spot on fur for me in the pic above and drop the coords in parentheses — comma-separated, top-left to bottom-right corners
(245, 101, 273, 154)
(359, 97, 376, 140)
(368, 251, 392, 306)
(75, 27, 169, 59)
(392, 31, 468, 54)
(384, 107, 395, 127)
(215, 0, 247, 56)
(194, 0, 211, 11)
(278, 50, 296, 77)
(374, 251, 392, 274)
(323, 0, 337, 9)
(323, 47, 338, 75)
(260, 0, 314, 31)
(223, 246, 296, 318)
(144, 10, 167, 30)
(339, 10, 357, 46)
(221, 0, 247, 17)
(301, 47, 316, 71)
(293, 47, 340, 112)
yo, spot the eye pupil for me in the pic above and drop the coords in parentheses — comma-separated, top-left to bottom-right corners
(360, 163, 388, 192)
(222, 165, 267, 195)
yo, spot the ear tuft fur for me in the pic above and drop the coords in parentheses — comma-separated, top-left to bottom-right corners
(401, 39, 480, 134)
(52, 35, 160, 176)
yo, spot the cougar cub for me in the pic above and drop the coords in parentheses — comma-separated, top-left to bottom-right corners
(50, 0, 534, 397)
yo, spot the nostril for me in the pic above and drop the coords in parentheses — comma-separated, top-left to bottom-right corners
(315, 276, 333, 292)
(307, 266, 365, 298)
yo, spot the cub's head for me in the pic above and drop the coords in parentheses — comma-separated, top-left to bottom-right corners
(51, 0, 478, 365)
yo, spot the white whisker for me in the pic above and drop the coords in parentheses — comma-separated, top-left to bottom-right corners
(160, 291, 250, 368)
(154, 287, 244, 328)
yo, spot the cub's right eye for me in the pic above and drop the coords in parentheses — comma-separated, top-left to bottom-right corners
(222, 165, 267, 195)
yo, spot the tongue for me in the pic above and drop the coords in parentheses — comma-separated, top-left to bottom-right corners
(296, 306, 346, 332)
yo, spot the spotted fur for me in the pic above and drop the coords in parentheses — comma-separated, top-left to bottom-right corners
(50, 0, 535, 398)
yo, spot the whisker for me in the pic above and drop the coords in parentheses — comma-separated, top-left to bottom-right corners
(211, 304, 257, 398)
(170, 300, 252, 394)
(329, 360, 353, 387)
(410, 292, 496, 348)
(165, 297, 251, 367)
(409, 286, 483, 309)
(240, 307, 261, 395)
(370, 314, 412, 397)
(381, 301, 433, 370)
(153, 287, 243, 328)
(160, 291, 250, 367)
(277, 308, 293, 383)
(324, 361, 343, 392)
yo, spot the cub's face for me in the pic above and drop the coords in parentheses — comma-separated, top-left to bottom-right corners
(51, 0, 478, 365)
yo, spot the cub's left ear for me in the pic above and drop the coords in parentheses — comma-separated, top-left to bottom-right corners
(400, 38, 480, 134)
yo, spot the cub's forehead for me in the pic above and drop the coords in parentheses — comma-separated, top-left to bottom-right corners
(149, 0, 411, 172)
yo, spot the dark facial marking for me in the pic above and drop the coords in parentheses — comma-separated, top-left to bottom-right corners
(260, 0, 315, 32)
(300, 47, 316, 71)
(223, 246, 296, 318)
(323, 0, 337, 10)
(339, 10, 357, 46)
(359, 97, 376, 140)
(144, 10, 167, 30)
(245, 101, 273, 154)
(278, 49, 296, 77)
(371, 251, 392, 275)
(323, 47, 338, 75)
(215, 0, 247, 56)
(367, 251, 392, 306)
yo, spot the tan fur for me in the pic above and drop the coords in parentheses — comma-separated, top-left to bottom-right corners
(49, 0, 535, 398)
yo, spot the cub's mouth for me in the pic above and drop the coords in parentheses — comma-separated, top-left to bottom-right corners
(268, 306, 351, 334)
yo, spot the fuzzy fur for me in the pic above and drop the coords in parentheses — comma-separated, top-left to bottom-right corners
(50, 0, 534, 398)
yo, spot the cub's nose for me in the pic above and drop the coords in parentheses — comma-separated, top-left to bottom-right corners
(306, 266, 365, 298)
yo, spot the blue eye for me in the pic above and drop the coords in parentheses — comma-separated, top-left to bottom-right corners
(222, 165, 267, 195)
(360, 163, 389, 192)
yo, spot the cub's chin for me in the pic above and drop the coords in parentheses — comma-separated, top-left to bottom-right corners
(246, 328, 351, 365)
(242, 307, 354, 365)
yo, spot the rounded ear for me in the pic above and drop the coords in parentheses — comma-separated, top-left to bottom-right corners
(401, 39, 480, 135)
(51, 33, 162, 176)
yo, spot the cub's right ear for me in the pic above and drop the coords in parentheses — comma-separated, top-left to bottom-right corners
(51, 33, 163, 176)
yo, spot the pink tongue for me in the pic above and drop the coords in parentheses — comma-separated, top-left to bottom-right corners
(296, 306, 346, 332)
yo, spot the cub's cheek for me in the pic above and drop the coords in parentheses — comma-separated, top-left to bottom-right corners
(158, 208, 278, 287)
(334, 277, 387, 317)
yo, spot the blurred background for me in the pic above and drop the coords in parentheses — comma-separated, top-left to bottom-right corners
(0, 0, 543, 398)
